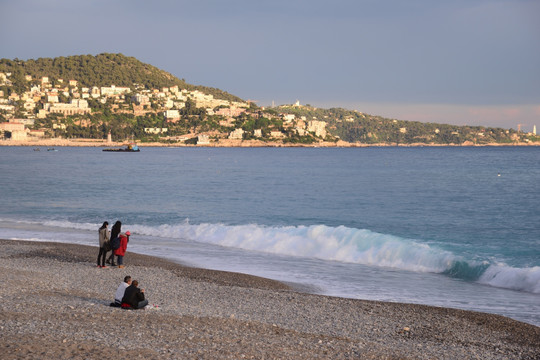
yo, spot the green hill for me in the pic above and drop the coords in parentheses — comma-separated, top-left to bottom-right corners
(274, 105, 527, 145)
(0, 53, 243, 102)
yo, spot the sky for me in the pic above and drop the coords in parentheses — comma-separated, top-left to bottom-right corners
(1, 0, 539, 130)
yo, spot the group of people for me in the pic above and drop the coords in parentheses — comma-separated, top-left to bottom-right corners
(110, 275, 149, 310)
(97, 220, 131, 268)
(98, 221, 150, 310)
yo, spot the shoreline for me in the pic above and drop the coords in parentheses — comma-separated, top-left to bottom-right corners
(1, 138, 538, 148)
(1, 239, 538, 359)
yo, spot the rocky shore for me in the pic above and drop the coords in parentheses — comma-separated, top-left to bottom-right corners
(1, 239, 538, 359)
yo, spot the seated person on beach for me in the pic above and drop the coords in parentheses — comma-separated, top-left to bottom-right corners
(121, 279, 148, 309)
(110, 275, 131, 307)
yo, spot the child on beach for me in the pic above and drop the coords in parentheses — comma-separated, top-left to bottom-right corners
(97, 221, 110, 268)
(114, 231, 130, 269)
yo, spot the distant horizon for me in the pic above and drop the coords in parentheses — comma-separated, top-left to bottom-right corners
(2, 1, 539, 131)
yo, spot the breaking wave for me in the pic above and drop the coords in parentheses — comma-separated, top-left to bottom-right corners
(3, 218, 539, 294)
(130, 222, 540, 294)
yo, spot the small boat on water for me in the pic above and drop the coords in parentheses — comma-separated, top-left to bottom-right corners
(47, 148, 58, 152)
(103, 143, 140, 152)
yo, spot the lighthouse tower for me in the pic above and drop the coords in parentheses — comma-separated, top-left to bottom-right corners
(534, 125, 537, 135)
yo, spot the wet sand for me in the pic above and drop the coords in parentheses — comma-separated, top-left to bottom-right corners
(1, 239, 538, 359)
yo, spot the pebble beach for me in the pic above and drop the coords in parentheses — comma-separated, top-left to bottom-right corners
(1, 239, 539, 359)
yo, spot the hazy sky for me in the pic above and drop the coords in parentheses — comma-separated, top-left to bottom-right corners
(1, 0, 539, 130)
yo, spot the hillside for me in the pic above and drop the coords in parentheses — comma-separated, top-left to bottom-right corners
(274, 105, 532, 145)
(0, 53, 243, 102)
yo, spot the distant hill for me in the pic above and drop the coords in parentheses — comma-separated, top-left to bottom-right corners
(0, 53, 243, 102)
(275, 105, 527, 145)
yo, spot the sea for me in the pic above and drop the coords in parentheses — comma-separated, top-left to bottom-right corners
(0, 146, 539, 326)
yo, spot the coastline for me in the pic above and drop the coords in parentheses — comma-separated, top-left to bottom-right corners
(1, 138, 538, 148)
(1, 239, 538, 359)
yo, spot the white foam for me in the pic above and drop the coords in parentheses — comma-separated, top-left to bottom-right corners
(479, 265, 540, 294)
(130, 222, 458, 273)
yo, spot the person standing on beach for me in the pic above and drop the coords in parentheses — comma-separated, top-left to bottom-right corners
(107, 221, 121, 266)
(97, 221, 110, 268)
(121, 279, 148, 309)
(111, 275, 132, 307)
(114, 231, 130, 269)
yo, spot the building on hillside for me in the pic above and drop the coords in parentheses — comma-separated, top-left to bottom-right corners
(270, 131, 285, 138)
(0, 104, 15, 114)
(45, 99, 91, 116)
(164, 99, 174, 109)
(307, 120, 327, 138)
(254, 129, 262, 137)
(197, 134, 210, 145)
(282, 114, 295, 123)
(12, 118, 35, 126)
(0, 122, 26, 140)
(10, 130, 27, 140)
(23, 100, 36, 111)
(37, 109, 48, 119)
(215, 107, 246, 117)
(144, 128, 168, 134)
(132, 94, 150, 105)
(229, 128, 244, 140)
(47, 93, 59, 103)
(164, 110, 180, 122)
(0, 122, 25, 132)
(101, 85, 130, 96)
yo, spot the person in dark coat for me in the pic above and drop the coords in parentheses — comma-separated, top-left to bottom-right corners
(121, 280, 148, 309)
(96, 221, 110, 268)
(107, 220, 121, 266)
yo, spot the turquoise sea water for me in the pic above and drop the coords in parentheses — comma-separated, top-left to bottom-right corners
(1, 146, 539, 326)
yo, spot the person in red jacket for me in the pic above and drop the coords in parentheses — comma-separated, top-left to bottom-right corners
(114, 231, 130, 268)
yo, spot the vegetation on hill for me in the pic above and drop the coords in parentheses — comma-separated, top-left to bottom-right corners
(0, 53, 243, 102)
(275, 105, 524, 145)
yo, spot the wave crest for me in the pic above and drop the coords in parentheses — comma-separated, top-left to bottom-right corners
(5, 218, 538, 294)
